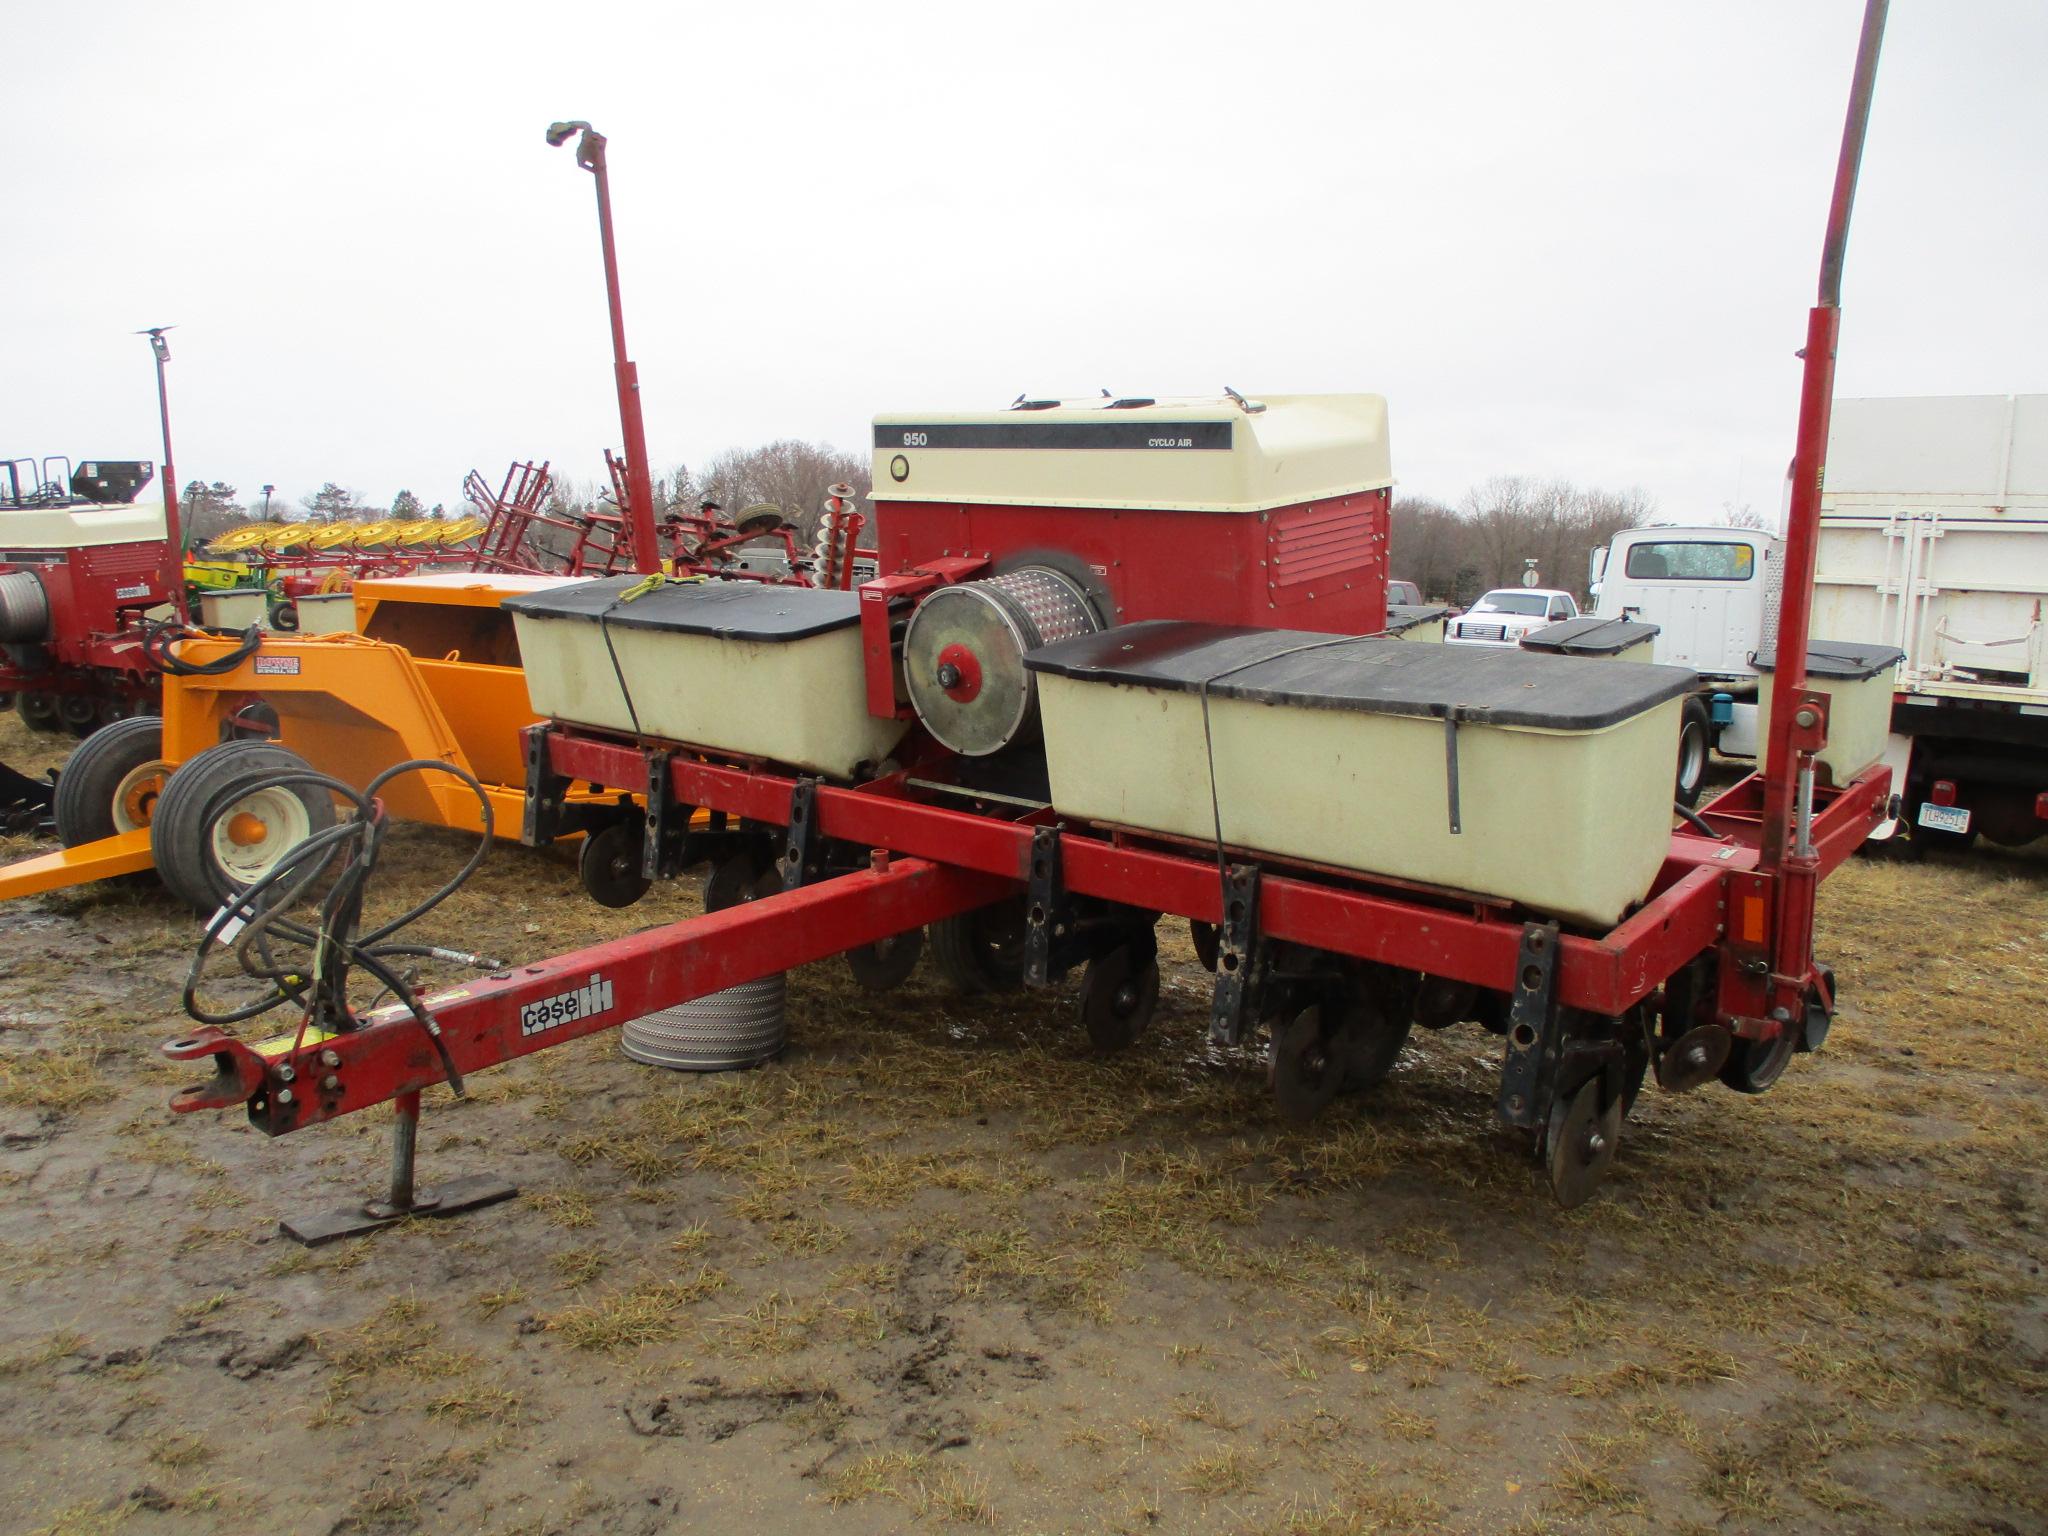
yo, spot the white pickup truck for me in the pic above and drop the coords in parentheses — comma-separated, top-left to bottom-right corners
(1444, 587, 1579, 647)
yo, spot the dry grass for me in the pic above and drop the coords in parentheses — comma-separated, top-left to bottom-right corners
(0, 1045, 115, 1114)
(546, 1267, 729, 1351)
(821, 1451, 998, 1524)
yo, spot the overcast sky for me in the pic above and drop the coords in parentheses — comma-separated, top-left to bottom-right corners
(4, 1, 2042, 523)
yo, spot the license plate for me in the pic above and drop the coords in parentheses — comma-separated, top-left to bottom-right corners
(1916, 802, 1971, 834)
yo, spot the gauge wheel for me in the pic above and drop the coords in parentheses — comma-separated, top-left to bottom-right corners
(1331, 988, 1414, 1092)
(929, 898, 1029, 994)
(1079, 943, 1160, 1052)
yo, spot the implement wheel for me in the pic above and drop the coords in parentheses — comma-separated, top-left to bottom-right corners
(930, 897, 1028, 994)
(151, 741, 337, 912)
(53, 717, 173, 846)
(1079, 942, 1159, 1052)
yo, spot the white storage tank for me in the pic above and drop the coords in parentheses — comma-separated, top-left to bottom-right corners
(294, 592, 359, 635)
(504, 577, 912, 779)
(199, 588, 269, 630)
(1753, 640, 1903, 788)
(1027, 622, 1697, 927)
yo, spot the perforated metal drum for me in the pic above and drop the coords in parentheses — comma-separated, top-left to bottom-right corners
(902, 566, 1099, 756)
(621, 973, 788, 1071)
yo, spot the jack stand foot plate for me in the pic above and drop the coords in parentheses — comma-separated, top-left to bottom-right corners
(281, 1173, 519, 1246)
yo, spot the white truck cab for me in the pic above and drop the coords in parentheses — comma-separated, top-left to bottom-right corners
(1445, 587, 1578, 647)
(1583, 525, 1784, 803)
(1588, 527, 1780, 684)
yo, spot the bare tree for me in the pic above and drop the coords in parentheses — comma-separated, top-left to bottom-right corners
(695, 439, 871, 542)
(1392, 477, 1653, 605)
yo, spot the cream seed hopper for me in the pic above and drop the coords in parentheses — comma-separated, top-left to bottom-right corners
(1754, 640, 1903, 788)
(505, 578, 912, 781)
(162, 12, 1902, 1224)
(1027, 623, 1697, 926)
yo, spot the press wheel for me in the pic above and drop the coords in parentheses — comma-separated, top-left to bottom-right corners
(1079, 944, 1159, 1052)
(1719, 1022, 1797, 1095)
(1544, 1075, 1622, 1209)
(1797, 963, 1836, 1053)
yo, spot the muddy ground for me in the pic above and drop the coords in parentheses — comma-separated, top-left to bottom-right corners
(0, 718, 2042, 1536)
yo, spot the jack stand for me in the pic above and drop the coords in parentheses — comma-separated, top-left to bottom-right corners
(281, 1091, 517, 1246)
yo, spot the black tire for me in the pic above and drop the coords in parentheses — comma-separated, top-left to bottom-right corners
(268, 601, 300, 633)
(53, 717, 171, 847)
(151, 741, 337, 912)
(1675, 697, 1712, 809)
(578, 820, 650, 909)
(1079, 943, 1160, 1052)
(1331, 989, 1413, 1091)
(19, 693, 63, 733)
(929, 898, 1029, 994)
(846, 928, 924, 992)
(1190, 919, 1220, 973)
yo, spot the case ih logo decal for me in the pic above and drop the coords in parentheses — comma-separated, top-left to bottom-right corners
(521, 973, 614, 1037)
(115, 583, 151, 600)
(253, 655, 301, 676)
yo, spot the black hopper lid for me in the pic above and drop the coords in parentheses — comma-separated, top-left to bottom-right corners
(1027, 620, 1699, 731)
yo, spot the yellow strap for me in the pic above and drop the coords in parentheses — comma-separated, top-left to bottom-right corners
(618, 571, 704, 602)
